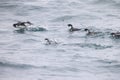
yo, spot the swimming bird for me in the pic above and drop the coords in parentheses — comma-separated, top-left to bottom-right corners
(68, 24, 81, 32)
(84, 28, 98, 35)
(45, 38, 57, 45)
(13, 21, 47, 33)
(13, 21, 33, 29)
(26, 21, 33, 25)
(111, 32, 120, 38)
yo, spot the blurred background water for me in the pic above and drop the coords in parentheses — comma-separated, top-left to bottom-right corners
(0, 0, 120, 80)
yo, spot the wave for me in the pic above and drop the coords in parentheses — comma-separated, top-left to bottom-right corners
(92, 0, 116, 4)
(0, 3, 19, 9)
(95, 59, 120, 73)
(13, 27, 47, 33)
(27, 5, 48, 11)
(51, 14, 101, 22)
(99, 64, 120, 73)
(51, 15, 76, 22)
(63, 43, 112, 49)
(0, 1, 22, 11)
(0, 61, 37, 69)
(22, 38, 39, 43)
(27, 27, 47, 32)
(0, 29, 10, 34)
(91, 0, 120, 8)
(0, 61, 75, 72)
(95, 59, 118, 64)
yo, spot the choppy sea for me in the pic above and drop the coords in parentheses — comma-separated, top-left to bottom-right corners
(0, 0, 120, 80)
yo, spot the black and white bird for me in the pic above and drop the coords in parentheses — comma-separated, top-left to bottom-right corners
(68, 24, 81, 32)
(45, 38, 58, 45)
(84, 28, 98, 35)
(111, 32, 120, 38)
(13, 21, 33, 29)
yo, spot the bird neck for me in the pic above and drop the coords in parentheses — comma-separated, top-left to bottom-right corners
(86, 29, 90, 33)
(46, 39, 51, 44)
(70, 26, 73, 29)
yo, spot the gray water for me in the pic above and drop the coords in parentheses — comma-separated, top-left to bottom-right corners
(0, 0, 120, 80)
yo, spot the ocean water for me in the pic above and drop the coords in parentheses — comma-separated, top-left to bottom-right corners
(0, 0, 120, 80)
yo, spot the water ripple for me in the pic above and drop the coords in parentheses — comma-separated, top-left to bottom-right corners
(0, 61, 37, 69)
(63, 43, 112, 49)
